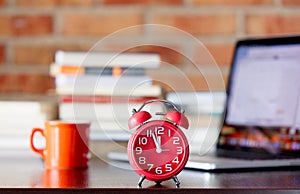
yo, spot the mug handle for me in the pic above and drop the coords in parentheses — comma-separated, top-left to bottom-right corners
(30, 128, 45, 159)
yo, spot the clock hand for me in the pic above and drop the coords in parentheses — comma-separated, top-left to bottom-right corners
(151, 133, 162, 153)
(156, 136, 170, 152)
(157, 136, 169, 152)
(157, 135, 161, 148)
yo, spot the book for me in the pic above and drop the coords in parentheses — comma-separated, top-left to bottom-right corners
(187, 114, 223, 128)
(56, 84, 163, 97)
(55, 75, 153, 88)
(59, 101, 163, 121)
(166, 92, 226, 114)
(0, 101, 58, 116)
(55, 50, 161, 68)
(59, 95, 158, 103)
(0, 115, 46, 136)
(0, 101, 58, 136)
(52, 50, 163, 141)
(90, 130, 131, 141)
(59, 101, 164, 141)
(50, 64, 146, 76)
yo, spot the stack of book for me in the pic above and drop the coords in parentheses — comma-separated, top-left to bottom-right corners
(51, 50, 163, 141)
(167, 92, 226, 153)
(0, 100, 58, 149)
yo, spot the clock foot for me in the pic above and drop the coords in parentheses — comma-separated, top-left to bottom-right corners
(137, 175, 146, 188)
(155, 181, 162, 185)
(172, 176, 180, 188)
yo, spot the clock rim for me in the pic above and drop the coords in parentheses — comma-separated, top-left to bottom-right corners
(127, 120, 189, 181)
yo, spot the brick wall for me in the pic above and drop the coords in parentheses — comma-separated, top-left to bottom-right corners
(0, 0, 300, 94)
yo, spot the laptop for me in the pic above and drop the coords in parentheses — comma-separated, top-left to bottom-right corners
(186, 35, 300, 170)
(108, 35, 300, 171)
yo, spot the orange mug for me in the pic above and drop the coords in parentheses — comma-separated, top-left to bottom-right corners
(30, 120, 90, 169)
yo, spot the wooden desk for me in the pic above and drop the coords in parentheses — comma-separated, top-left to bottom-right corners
(1, 149, 300, 193)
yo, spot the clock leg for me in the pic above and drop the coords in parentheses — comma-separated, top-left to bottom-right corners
(137, 175, 146, 188)
(155, 181, 162, 185)
(172, 176, 180, 188)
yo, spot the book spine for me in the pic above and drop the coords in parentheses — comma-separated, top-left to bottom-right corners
(55, 85, 163, 97)
(55, 75, 152, 88)
(59, 102, 134, 121)
(59, 102, 163, 121)
(59, 95, 158, 103)
(50, 64, 145, 76)
(0, 101, 58, 117)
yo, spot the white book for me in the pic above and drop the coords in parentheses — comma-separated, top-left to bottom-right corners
(0, 116, 45, 135)
(55, 50, 161, 68)
(90, 120, 128, 131)
(59, 102, 163, 121)
(0, 101, 57, 116)
(59, 103, 131, 121)
(56, 85, 163, 97)
(55, 75, 152, 88)
(166, 92, 226, 114)
(90, 130, 131, 141)
(0, 135, 34, 150)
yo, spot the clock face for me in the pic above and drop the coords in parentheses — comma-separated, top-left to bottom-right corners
(128, 120, 189, 181)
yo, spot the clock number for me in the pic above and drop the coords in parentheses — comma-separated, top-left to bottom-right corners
(168, 129, 171, 137)
(176, 146, 183, 154)
(135, 147, 142, 155)
(146, 130, 153, 138)
(138, 137, 147, 145)
(173, 136, 180, 144)
(155, 126, 164, 135)
(139, 157, 146, 164)
(155, 167, 162, 174)
(147, 163, 154, 171)
(165, 164, 172, 172)
(172, 156, 179, 164)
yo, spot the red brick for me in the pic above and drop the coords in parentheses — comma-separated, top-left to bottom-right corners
(0, 0, 6, 6)
(13, 43, 185, 66)
(152, 13, 236, 35)
(246, 14, 300, 35)
(100, 43, 233, 66)
(98, 43, 185, 65)
(15, 0, 56, 6)
(62, 12, 144, 36)
(204, 43, 235, 66)
(192, 0, 272, 5)
(13, 45, 56, 65)
(0, 45, 5, 64)
(103, 0, 183, 5)
(0, 74, 54, 94)
(127, 45, 185, 65)
(282, 0, 300, 6)
(0, 15, 53, 36)
(15, 0, 93, 7)
(0, 16, 11, 35)
(13, 44, 92, 65)
(151, 70, 228, 91)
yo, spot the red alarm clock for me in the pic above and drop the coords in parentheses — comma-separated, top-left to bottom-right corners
(127, 99, 189, 187)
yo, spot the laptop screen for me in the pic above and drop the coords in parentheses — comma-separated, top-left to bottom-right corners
(217, 36, 300, 158)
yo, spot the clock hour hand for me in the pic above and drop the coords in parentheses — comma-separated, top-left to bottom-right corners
(151, 133, 162, 153)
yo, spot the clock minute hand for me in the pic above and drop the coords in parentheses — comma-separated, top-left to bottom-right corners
(157, 135, 161, 148)
(151, 133, 162, 153)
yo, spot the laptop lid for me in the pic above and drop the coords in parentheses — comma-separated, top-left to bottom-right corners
(217, 35, 300, 159)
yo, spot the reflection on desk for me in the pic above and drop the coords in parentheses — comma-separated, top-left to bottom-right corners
(1, 150, 300, 193)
